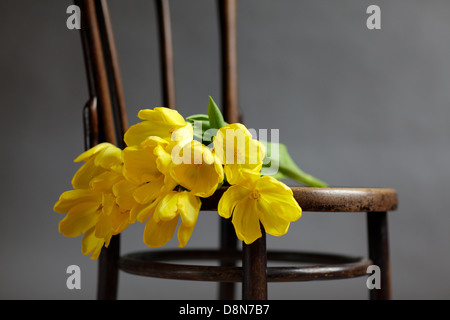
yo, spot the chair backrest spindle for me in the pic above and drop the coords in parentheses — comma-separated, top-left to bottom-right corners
(76, 0, 129, 148)
(76, 1, 124, 300)
(219, 0, 239, 124)
(76, 0, 117, 146)
(96, 0, 129, 147)
(156, 0, 177, 109)
(83, 97, 99, 150)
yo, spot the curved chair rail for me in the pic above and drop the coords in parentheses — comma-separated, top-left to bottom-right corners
(201, 187, 398, 213)
(118, 249, 372, 282)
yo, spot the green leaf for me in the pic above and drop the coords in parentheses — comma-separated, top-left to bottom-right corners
(186, 116, 214, 145)
(208, 96, 227, 130)
(261, 141, 328, 187)
(186, 114, 210, 122)
(261, 169, 288, 180)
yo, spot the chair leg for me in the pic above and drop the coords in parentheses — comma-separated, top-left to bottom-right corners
(367, 212, 391, 300)
(218, 218, 238, 299)
(97, 234, 120, 300)
(242, 227, 267, 300)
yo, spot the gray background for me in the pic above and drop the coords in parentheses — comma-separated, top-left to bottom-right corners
(1, 0, 449, 299)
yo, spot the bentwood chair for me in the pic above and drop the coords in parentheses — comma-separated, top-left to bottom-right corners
(74, 0, 398, 300)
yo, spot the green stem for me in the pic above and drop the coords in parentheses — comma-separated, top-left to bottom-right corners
(280, 166, 328, 187)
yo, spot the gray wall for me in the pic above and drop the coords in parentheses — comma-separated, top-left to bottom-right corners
(1, 0, 449, 299)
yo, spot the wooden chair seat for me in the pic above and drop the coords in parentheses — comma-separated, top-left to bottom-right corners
(201, 187, 398, 212)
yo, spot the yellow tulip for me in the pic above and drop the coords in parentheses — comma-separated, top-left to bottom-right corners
(141, 190, 201, 248)
(54, 143, 134, 259)
(71, 142, 123, 189)
(218, 171, 302, 244)
(213, 123, 265, 185)
(124, 107, 193, 147)
(121, 137, 167, 185)
(169, 140, 224, 198)
(122, 136, 178, 208)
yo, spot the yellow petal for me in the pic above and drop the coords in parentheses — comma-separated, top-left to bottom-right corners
(257, 176, 302, 222)
(111, 210, 132, 235)
(138, 107, 185, 125)
(143, 214, 179, 247)
(54, 189, 101, 214)
(177, 191, 201, 228)
(58, 201, 100, 237)
(256, 175, 293, 196)
(113, 179, 138, 211)
(213, 123, 265, 186)
(231, 198, 262, 244)
(169, 139, 203, 165)
(74, 143, 114, 163)
(161, 174, 179, 192)
(170, 122, 193, 146)
(132, 175, 166, 204)
(268, 199, 302, 223)
(224, 165, 261, 186)
(142, 135, 170, 146)
(154, 143, 173, 175)
(101, 193, 115, 216)
(123, 121, 165, 147)
(122, 145, 161, 185)
(90, 171, 122, 193)
(169, 163, 220, 198)
(218, 185, 249, 219)
(132, 199, 159, 223)
(94, 144, 123, 171)
(177, 223, 195, 248)
(124, 108, 188, 147)
(213, 123, 252, 165)
(154, 192, 179, 221)
(256, 198, 291, 237)
(82, 227, 104, 260)
(169, 141, 224, 197)
(71, 157, 105, 189)
(95, 210, 113, 240)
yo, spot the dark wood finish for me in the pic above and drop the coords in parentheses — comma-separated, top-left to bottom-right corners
(219, 0, 239, 124)
(78, 4, 96, 98)
(96, 0, 129, 148)
(266, 256, 372, 282)
(218, 0, 240, 300)
(97, 235, 120, 300)
(76, 0, 116, 145)
(218, 219, 238, 299)
(367, 212, 391, 300)
(156, 0, 176, 109)
(83, 97, 99, 149)
(291, 187, 398, 212)
(201, 187, 398, 213)
(120, 250, 242, 282)
(118, 249, 372, 282)
(242, 227, 267, 300)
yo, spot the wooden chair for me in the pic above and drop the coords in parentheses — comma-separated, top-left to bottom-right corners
(74, 0, 398, 300)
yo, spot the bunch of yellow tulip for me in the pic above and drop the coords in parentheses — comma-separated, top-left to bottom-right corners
(54, 97, 326, 259)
